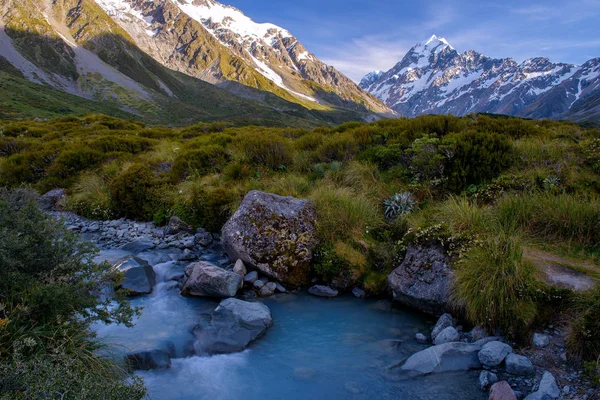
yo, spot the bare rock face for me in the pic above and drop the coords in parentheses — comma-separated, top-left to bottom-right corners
(38, 189, 67, 211)
(221, 191, 317, 286)
(388, 245, 455, 315)
(180, 262, 242, 298)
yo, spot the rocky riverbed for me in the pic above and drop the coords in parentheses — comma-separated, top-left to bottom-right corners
(42, 188, 594, 400)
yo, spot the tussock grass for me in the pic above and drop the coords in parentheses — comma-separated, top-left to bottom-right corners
(497, 192, 600, 247)
(454, 234, 539, 336)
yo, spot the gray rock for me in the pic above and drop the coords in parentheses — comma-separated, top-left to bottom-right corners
(221, 190, 317, 286)
(194, 298, 272, 354)
(244, 271, 259, 284)
(505, 353, 534, 376)
(120, 240, 155, 253)
(533, 333, 550, 348)
(352, 287, 366, 299)
(275, 283, 287, 293)
(469, 326, 489, 342)
(489, 381, 517, 400)
(125, 349, 171, 370)
(38, 188, 67, 211)
(180, 262, 242, 298)
(399, 337, 499, 377)
(433, 326, 460, 345)
(524, 371, 560, 400)
(388, 245, 455, 314)
(166, 216, 194, 235)
(259, 282, 277, 297)
(113, 256, 156, 295)
(308, 285, 339, 298)
(478, 341, 513, 367)
(182, 237, 196, 249)
(415, 333, 428, 344)
(194, 229, 213, 247)
(253, 279, 266, 290)
(479, 370, 498, 391)
(431, 313, 454, 340)
(233, 259, 247, 277)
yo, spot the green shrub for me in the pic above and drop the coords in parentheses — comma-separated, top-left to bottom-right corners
(171, 145, 230, 179)
(235, 132, 291, 170)
(358, 145, 402, 170)
(0, 188, 144, 399)
(384, 192, 416, 221)
(443, 131, 513, 191)
(454, 234, 538, 337)
(109, 164, 164, 220)
(46, 147, 104, 179)
(315, 134, 359, 162)
(90, 136, 153, 154)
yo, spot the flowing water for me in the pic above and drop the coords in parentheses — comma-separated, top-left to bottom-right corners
(93, 250, 486, 400)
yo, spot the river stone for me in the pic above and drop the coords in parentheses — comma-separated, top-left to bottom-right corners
(234, 259, 247, 277)
(415, 333, 428, 344)
(275, 282, 287, 293)
(125, 349, 171, 370)
(505, 353, 534, 376)
(489, 381, 517, 400)
(253, 279, 266, 289)
(259, 282, 277, 297)
(194, 298, 273, 354)
(308, 285, 339, 298)
(398, 337, 499, 377)
(524, 371, 560, 400)
(478, 341, 513, 367)
(38, 188, 67, 211)
(433, 326, 460, 345)
(431, 313, 454, 341)
(244, 271, 258, 284)
(469, 326, 489, 342)
(352, 287, 366, 299)
(167, 216, 194, 235)
(221, 190, 317, 286)
(120, 240, 155, 253)
(388, 245, 455, 315)
(113, 256, 156, 295)
(195, 229, 213, 247)
(180, 262, 242, 298)
(480, 370, 498, 391)
(533, 333, 550, 348)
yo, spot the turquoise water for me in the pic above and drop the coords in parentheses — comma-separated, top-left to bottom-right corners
(93, 253, 486, 400)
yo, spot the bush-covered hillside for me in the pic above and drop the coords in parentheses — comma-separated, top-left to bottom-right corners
(1, 113, 599, 359)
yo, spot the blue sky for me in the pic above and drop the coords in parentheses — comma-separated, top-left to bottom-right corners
(224, 0, 600, 82)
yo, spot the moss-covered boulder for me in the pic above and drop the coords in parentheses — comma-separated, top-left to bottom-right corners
(221, 190, 317, 286)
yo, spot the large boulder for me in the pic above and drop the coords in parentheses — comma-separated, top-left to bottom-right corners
(113, 256, 156, 295)
(180, 262, 242, 298)
(221, 191, 317, 286)
(194, 298, 273, 354)
(398, 337, 499, 377)
(38, 189, 67, 211)
(388, 245, 455, 314)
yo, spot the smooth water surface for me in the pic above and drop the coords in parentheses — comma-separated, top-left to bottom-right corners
(93, 250, 486, 400)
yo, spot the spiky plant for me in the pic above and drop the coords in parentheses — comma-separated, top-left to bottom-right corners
(384, 192, 416, 221)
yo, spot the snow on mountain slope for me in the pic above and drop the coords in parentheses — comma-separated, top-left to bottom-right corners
(362, 35, 600, 122)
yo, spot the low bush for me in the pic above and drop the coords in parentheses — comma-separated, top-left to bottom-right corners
(568, 287, 600, 360)
(171, 145, 230, 179)
(235, 132, 291, 170)
(109, 164, 165, 220)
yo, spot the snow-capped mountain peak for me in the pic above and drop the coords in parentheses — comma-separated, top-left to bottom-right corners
(360, 35, 600, 122)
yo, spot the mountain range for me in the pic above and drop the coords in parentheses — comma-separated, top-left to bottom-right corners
(360, 35, 600, 124)
(0, 0, 391, 125)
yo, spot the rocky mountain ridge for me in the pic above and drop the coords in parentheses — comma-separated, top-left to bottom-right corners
(361, 35, 600, 123)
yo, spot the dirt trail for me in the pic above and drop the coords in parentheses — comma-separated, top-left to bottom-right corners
(523, 248, 598, 291)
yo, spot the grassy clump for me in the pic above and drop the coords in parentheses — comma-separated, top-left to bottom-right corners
(453, 234, 539, 337)
(0, 188, 144, 399)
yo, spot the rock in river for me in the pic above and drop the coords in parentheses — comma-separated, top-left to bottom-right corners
(180, 262, 242, 298)
(113, 255, 156, 295)
(125, 349, 171, 370)
(194, 298, 273, 354)
(221, 190, 317, 286)
(388, 245, 455, 315)
(308, 285, 339, 298)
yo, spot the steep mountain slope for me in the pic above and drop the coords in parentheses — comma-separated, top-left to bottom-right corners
(361, 35, 600, 124)
(0, 0, 391, 125)
(92, 0, 391, 116)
